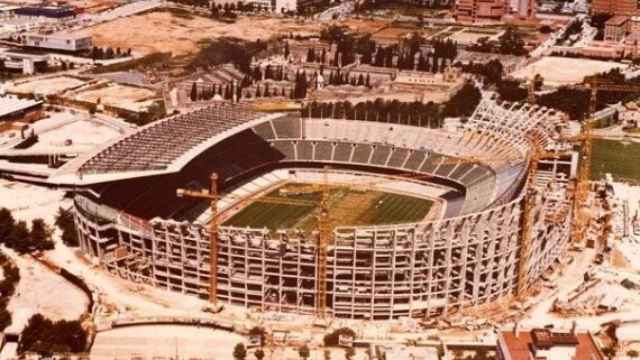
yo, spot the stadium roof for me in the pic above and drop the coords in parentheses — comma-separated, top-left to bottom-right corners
(49, 105, 285, 185)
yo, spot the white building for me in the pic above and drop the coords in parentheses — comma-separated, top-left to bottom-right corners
(210, 0, 323, 13)
(24, 32, 92, 52)
(0, 51, 48, 74)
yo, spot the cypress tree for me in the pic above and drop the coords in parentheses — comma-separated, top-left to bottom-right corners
(190, 83, 197, 101)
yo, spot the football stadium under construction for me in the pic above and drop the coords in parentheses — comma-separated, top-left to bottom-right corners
(53, 96, 582, 320)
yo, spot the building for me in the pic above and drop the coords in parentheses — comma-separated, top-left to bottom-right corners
(497, 327, 605, 360)
(591, 0, 639, 16)
(281, 0, 327, 13)
(629, 16, 640, 34)
(286, 39, 333, 64)
(0, 51, 48, 74)
(604, 16, 629, 42)
(210, 0, 325, 13)
(23, 32, 92, 52)
(176, 64, 245, 104)
(391, 67, 466, 102)
(456, 0, 506, 23)
(0, 95, 43, 122)
(619, 100, 640, 127)
(514, 0, 535, 19)
(64, 97, 577, 320)
(14, 5, 76, 18)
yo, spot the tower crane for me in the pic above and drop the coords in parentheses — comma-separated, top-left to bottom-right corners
(176, 174, 317, 310)
(175, 145, 546, 314)
(583, 78, 640, 115)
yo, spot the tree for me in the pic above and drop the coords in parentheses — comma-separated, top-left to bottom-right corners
(255, 348, 265, 360)
(249, 326, 266, 346)
(19, 314, 87, 354)
(537, 87, 590, 121)
(264, 83, 271, 98)
(30, 218, 54, 251)
(233, 343, 247, 360)
(190, 83, 198, 101)
(0, 208, 15, 243)
(324, 327, 356, 346)
(298, 344, 310, 360)
(498, 26, 526, 56)
(6, 221, 30, 253)
(444, 82, 482, 118)
(224, 84, 232, 100)
(307, 48, 316, 63)
(320, 25, 346, 43)
(590, 13, 613, 40)
(0, 308, 10, 331)
(460, 59, 504, 85)
(497, 80, 528, 102)
(539, 25, 553, 34)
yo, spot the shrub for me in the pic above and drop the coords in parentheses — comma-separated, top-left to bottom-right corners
(19, 314, 87, 354)
(323, 327, 356, 346)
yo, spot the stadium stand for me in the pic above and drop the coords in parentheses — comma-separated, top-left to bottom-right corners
(79, 105, 265, 175)
(70, 97, 574, 320)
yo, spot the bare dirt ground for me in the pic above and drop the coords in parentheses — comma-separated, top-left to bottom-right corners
(88, 10, 324, 57)
(72, 83, 158, 111)
(91, 325, 244, 360)
(7, 254, 89, 331)
(340, 18, 388, 34)
(8, 76, 87, 96)
(511, 56, 628, 86)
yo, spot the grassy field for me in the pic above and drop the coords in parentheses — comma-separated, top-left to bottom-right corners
(223, 183, 433, 231)
(591, 139, 640, 182)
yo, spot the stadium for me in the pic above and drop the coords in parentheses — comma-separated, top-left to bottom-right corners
(52, 96, 577, 320)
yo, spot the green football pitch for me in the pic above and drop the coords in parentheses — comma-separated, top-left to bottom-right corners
(223, 183, 433, 231)
(591, 139, 640, 182)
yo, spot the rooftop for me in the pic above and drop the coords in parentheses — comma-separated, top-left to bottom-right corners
(0, 95, 42, 119)
(25, 31, 91, 40)
(606, 15, 629, 27)
(499, 329, 605, 360)
(49, 104, 282, 185)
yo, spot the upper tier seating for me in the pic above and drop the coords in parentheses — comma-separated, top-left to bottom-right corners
(80, 104, 264, 174)
(94, 129, 284, 220)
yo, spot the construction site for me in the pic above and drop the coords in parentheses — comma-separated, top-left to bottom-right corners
(52, 93, 602, 321)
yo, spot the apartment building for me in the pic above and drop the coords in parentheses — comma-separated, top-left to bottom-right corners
(456, 0, 507, 23)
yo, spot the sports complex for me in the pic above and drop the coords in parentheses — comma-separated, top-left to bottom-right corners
(49, 96, 579, 320)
